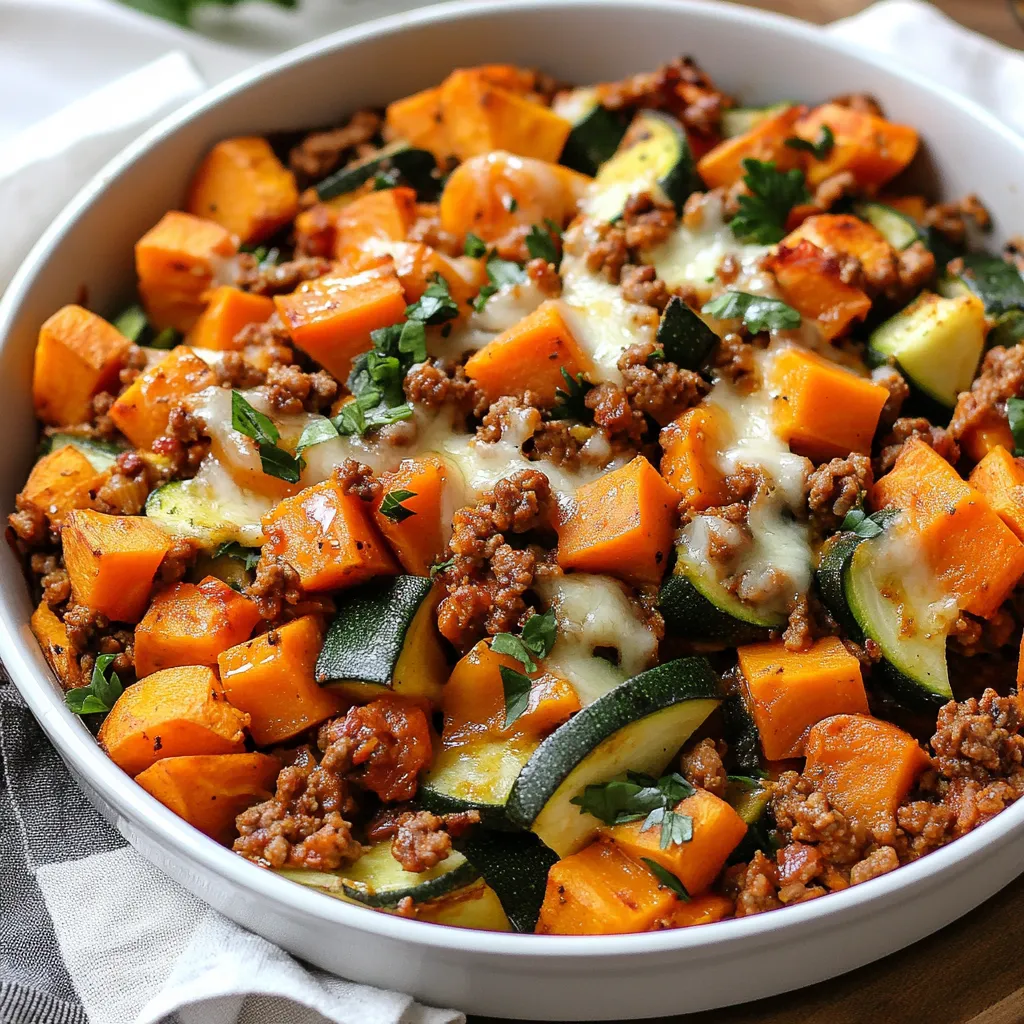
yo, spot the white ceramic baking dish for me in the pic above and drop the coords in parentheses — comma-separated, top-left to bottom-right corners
(3, 1, 1024, 1018)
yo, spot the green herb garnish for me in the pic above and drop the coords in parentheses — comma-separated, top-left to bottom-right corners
(429, 556, 456, 578)
(214, 541, 261, 572)
(729, 158, 810, 244)
(702, 291, 801, 334)
(571, 771, 696, 832)
(464, 233, 488, 258)
(551, 368, 594, 422)
(379, 489, 418, 523)
(500, 665, 533, 728)
(641, 858, 691, 901)
(65, 654, 124, 716)
(473, 254, 528, 312)
(230, 391, 304, 484)
(525, 223, 560, 266)
(785, 124, 835, 160)
(1008, 397, 1024, 456)
(115, 0, 297, 29)
(149, 327, 180, 350)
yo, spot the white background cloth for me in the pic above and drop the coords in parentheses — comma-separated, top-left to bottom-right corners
(0, 1, 1021, 1022)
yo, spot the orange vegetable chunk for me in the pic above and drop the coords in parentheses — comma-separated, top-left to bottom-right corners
(134, 576, 261, 678)
(557, 456, 679, 585)
(135, 211, 237, 332)
(439, 70, 571, 163)
(99, 665, 249, 778)
(766, 240, 872, 342)
(186, 286, 275, 351)
(603, 788, 747, 896)
(31, 600, 84, 691)
(135, 752, 280, 845)
(697, 105, 804, 189)
(536, 840, 678, 935)
(881, 195, 928, 222)
(804, 714, 930, 833)
(969, 446, 1024, 542)
(737, 637, 869, 760)
(33, 305, 132, 426)
(262, 477, 398, 592)
(21, 445, 105, 527)
(769, 347, 888, 462)
(62, 510, 171, 623)
(385, 86, 449, 162)
(108, 346, 217, 449)
(373, 455, 449, 576)
(441, 640, 580, 747)
(218, 615, 345, 746)
(186, 136, 298, 245)
(960, 409, 1015, 465)
(274, 265, 408, 381)
(333, 187, 418, 256)
(386, 242, 485, 313)
(464, 300, 590, 406)
(783, 214, 894, 284)
(873, 438, 1024, 617)
(795, 103, 919, 190)
(659, 405, 728, 511)
(658, 892, 735, 929)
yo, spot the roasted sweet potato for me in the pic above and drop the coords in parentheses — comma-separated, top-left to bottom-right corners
(697, 105, 805, 189)
(783, 214, 894, 284)
(969, 446, 1024, 543)
(186, 286, 275, 351)
(98, 665, 249, 777)
(372, 455, 449, 576)
(659, 405, 728, 511)
(21, 445, 105, 527)
(30, 600, 83, 691)
(333, 187, 418, 258)
(33, 305, 132, 426)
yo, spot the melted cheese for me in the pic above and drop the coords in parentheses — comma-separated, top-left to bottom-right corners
(534, 573, 658, 706)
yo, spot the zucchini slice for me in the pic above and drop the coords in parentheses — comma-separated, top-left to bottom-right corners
(39, 433, 126, 471)
(417, 880, 512, 931)
(660, 546, 784, 646)
(721, 102, 795, 139)
(867, 291, 986, 408)
(721, 693, 762, 775)
(554, 87, 630, 176)
(816, 520, 955, 708)
(456, 829, 559, 933)
(939, 253, 1024, 315)
(585, 110, 700, 221)
(854, 201, 921, 251)
(419, 738, 535, 829)
(277, 840, 478, 908)
(144, 476, 270, 548)
(506, 657, 721, 855)
(314, 141, 438, 202)
(991, 309, 1024, 348)
(656, 296, 719, 372)
(315, 575, 448, 704)
(724, 775, 774, 865)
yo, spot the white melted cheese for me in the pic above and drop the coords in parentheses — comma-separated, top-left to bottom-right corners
(534, 573, 658, 706)
(558, 251, 656, 385)
(433, 279, 548, 359)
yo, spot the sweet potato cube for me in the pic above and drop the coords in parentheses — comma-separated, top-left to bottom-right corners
(386, 86, 450, 162)
(387, 241, 486, 313)
(439, 70, 571, 163)
(373, 455, 449, 576)
(657, 893, 735, 929)
(769, 347, 889, 462)
(804, 714, 930, 833)
(873, 438, 1024, 617)
(960, 409, 1015, 465)
(21, 446, 105, 527)
(738, 637, 869, 760)
(62, 510, 172, 623)
(108, 346, 217, 449)
(218, 615, 345, 746)
(767, 240, 872, 342)
(603, 788, 748, 896)
(969, 446, 1024, 542)
(659, 405, 728, 511)
(30, 600, 84, 691)
(333, 187, 418, 257)
(134, 576, 261, 678)
(464, 300, 591, 406)
(536, 839, 679, 935)
(783, 214, 895, 284)
(274, 265, 408, 381)
(442, 640, 580, 746)
(697, 105, 805, 189)
(558, 456, 678, 585)
(135, 752, 280, 845)
(136, 211, 237, 331)
(98, 665, 249, 778)
(795, 104, 919, 191)
(186, 136, 298, 245)
(262, 477, 398, 592)
(186, 286, 275, 351)
(33, 305, 132, 426)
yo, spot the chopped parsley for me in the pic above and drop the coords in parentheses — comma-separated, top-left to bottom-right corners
(379, 489, 417, 523)
(473, 254, 528, 312)
(785, 124, 835, 161)
(1008, 397, 1024, 456)
(214, 541, 261, 571)
(464, 233, 488, 258)
(551, 368, 594, 422)
(641, 859, 691, 901)
(729, 158, 810, 244)
(500, 666, 533, 728)
(570, 771, 695, 838)
(502, 195, 519, 212)
(490, 609, 557, 728)
(840, 507, 898, 539)
(65, 654, 124, 716)
(405, 273, 460, 325)
(230, 390, 304, 484)
(525, 222, 561, 267)
(429, 556, 455, 578)
(701, 291, 801, 334)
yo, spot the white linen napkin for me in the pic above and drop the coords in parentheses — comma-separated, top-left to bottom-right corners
(0, 2, 1021, 1023)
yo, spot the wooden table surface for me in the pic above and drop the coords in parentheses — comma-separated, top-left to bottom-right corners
(471, 3, 1024, 1023)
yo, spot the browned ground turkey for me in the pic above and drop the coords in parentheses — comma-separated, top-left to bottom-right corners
(949, 344, 1024, 445)
(875, 416, 959, 477)
(924, 194, 991, 246)
(404, 359, 489, 419)
(871, 365, 910, 432)
(680, 738, 727, 798)
(619, 340, 708, 426)
(238, 256, 335, 297)
(288, 109, 382, 182)
(389, 809, 482, 872)
(806, 454, 873, 535)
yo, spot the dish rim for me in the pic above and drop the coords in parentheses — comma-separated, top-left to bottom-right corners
(3, 0, 1024, 959)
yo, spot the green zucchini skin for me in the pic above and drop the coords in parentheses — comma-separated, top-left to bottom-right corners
(39, 432, 126, 470)
(315, 142, 437, 202)
(657, 296, 719, 372)
(854, 201, 921, 250)
(506, 657, 721, 851)
(724, 777, 774, 865)
(720, 693, 762, 775)
(559, 102, 630, 176)
(990, 309, 1024, 348)
(721, 102, 794, 139)
(316, 575, 433, 687)
(455, 830, 559, 933)
(943, 253, 1024, 315)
